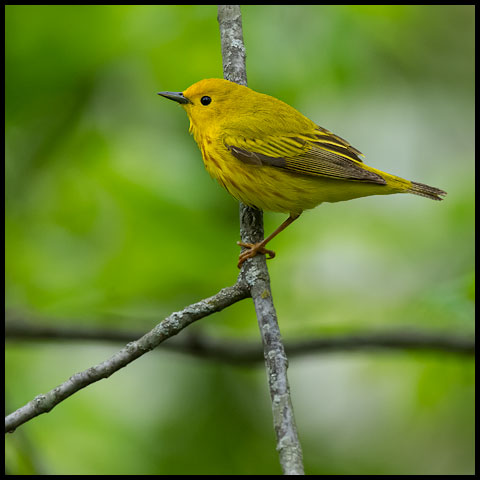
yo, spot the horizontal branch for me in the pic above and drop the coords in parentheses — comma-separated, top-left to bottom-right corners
(6, 321, 474, 361)
(5, 281, 250, 433)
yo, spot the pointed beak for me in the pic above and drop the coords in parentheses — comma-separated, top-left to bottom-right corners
(157, 91, 191, 104)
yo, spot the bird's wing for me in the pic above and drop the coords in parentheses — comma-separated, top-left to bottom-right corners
(223, 127, 386, 185)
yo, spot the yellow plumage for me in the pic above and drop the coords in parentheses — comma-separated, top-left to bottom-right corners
(158, 78, 446, 266)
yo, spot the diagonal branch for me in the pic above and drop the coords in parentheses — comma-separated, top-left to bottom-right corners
(5, 281, 249, 433)
(218, 5, 305, 475)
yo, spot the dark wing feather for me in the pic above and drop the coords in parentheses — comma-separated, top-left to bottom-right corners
(224, 127, 386, 185)
(314, 126, 364, 161)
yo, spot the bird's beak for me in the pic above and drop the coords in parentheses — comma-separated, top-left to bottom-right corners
(157, 91, 191, 104)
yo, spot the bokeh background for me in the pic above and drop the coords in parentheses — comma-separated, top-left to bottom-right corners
(5, 5, 474, 475)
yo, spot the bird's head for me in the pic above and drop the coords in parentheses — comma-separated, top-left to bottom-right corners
(158, 78, 253, 135)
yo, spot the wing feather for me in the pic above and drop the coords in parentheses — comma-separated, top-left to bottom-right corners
(224, 127, 386, 185)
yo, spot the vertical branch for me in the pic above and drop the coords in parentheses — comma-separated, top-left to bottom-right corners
(217, 5, 248, 87)
(217, 5, 305, 475)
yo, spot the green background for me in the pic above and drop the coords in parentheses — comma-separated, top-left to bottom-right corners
(5, 5, 474, 475)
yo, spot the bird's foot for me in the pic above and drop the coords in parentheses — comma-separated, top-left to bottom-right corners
(237, 241, 276, 268)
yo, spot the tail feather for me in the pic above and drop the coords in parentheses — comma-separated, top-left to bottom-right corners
(409, 181, 447, 201)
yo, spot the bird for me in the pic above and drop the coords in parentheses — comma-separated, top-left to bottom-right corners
(158, 78, 446, 268)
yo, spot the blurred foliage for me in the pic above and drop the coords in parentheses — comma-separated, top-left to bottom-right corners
(5, 5, 474, 475)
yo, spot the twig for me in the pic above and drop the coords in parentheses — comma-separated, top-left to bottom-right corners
(218, 5, 305, 475)
(5, 282, 249, 433)
(6, 322, 475, 360)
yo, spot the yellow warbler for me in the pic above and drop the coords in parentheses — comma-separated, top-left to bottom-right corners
(158, 79, 446, 267)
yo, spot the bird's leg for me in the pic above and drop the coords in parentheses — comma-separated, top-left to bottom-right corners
(237, 213, 301, 268)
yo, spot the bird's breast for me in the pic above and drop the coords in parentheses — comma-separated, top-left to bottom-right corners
(196, 137, 309, 214)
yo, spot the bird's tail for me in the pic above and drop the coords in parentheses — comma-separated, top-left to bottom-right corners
(409, 181, 447, 201)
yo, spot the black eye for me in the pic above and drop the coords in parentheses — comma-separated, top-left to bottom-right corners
(200, 96, 212, 106)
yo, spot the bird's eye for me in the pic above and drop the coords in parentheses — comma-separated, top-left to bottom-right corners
(200, 96, 212, 106)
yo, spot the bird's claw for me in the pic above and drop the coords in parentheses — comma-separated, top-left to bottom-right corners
(237, 241, 276, 268)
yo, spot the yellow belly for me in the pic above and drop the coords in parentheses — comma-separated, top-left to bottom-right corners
(199, 140, 408, 215)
